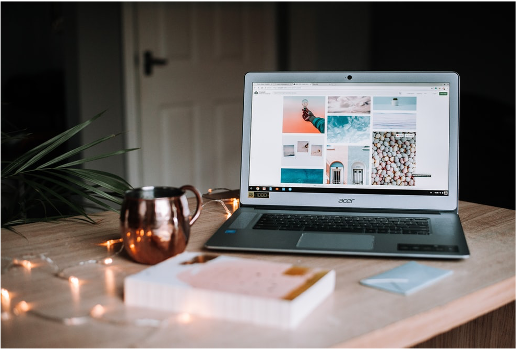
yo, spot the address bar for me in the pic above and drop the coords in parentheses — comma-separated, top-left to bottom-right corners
(268, 86, 434, 90)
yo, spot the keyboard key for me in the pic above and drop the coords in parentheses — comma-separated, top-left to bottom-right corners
(253, 214, 430, 235)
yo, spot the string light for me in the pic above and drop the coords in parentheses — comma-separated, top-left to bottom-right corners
(0, 239, 125, 314)
(1, 199, 233, 330)
(1, 288, 11, 320)
(202, 188, 240, 219)
(4, 256, 33, 272)
(90, 304, 105, 318)
(1, 312, 10, 321)
(98, 238, 124, 254)
(13, 301, 30, 315)
(55, 253, 121, 282)
(89, 303, 170, 327)
(10, 259, 33, 271)
(0, 240, 187, 328)
(177, 312, 192, 324)
(1, 288, 10, 301)
(69, 276, 80, 287)
(202, 199, 232, 218)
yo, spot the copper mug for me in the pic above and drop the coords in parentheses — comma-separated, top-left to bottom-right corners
(120, 185, 202, 264)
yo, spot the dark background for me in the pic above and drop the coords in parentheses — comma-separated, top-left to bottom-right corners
(2, 2, 514, 209)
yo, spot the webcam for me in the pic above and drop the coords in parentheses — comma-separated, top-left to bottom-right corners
(347, 75, 352, 80)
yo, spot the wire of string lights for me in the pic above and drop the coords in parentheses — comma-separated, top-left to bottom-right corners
(1, 198, 232, 331)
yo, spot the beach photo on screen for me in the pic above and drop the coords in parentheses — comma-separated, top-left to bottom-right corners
(327, 115, 371, 144)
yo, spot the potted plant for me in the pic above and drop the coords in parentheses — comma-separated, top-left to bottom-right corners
(1, 111, 138, 229)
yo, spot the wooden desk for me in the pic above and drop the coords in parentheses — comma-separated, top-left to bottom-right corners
(1, 201, 514, 348)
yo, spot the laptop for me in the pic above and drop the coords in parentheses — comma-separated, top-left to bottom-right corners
(205, 71, 470, 259)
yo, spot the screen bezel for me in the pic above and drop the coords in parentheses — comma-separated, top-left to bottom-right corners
(239, 71, 460, 212)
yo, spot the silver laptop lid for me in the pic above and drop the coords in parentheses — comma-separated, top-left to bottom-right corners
(240, 72, 459, 212)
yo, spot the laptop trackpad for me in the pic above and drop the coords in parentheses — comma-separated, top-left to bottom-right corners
(297, 233, 374, 251)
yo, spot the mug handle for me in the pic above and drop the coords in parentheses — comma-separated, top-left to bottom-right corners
(180, 185, 202, 226)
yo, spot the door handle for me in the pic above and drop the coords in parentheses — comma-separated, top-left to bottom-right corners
(144, 50, 167, 76)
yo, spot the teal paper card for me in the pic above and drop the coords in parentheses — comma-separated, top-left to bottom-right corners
(360, 261, 453, 295)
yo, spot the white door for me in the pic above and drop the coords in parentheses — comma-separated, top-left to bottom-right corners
(125, 3, 277, 192)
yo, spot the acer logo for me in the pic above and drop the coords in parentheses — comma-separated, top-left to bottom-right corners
(338, 198, 355, 204)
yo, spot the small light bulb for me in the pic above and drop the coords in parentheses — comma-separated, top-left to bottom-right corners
(90, 304, 105, 318)
(69, 276, 79, 287)
(103, 258, 113, 265)
(100, 238, 123, 247)
(14, 301, 29, 315)
(13, 259, 32, 270)
(177, 313, 192, 324)
(24, 261, 32, 270)
(1, 289, 10, 301)
(1, 288, 11, 315)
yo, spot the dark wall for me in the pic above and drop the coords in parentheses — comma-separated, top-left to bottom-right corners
(1, 2, 125, 175)
(1, 3, 67, 155)
(282, 2, 515, 209)
(370, 3, 514, 102)
(369, 3, 515, 209)
(2, 2, 514, 210)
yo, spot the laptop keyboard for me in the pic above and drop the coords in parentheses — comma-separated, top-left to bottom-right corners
(253, 214, 430, 235)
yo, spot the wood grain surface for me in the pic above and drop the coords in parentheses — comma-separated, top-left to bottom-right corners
(1, 200, 514, 348)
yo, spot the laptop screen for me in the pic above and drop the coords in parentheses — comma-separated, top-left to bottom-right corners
(241, 72, 459, 211)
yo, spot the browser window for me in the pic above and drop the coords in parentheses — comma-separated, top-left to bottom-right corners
(248, 82, 450, 196)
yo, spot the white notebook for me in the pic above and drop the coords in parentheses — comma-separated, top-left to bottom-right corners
(124, 251, 335, 329)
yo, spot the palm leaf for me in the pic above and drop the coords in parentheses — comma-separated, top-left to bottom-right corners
(30, 173, 120, 213)
(35, 132, 121, 170)
(59, 168, 130, 195)
(20, 180, 63, 217)
(2, 110, 139, 228)
(23, 178, 68, 208)
(73, 168, 132, 188)
(55, 148, 139, 168)
(50, 170, 122, 205)
(3, 111, 105, 177)
(22, 175, 95, 223)
(1, 130, 32, 145)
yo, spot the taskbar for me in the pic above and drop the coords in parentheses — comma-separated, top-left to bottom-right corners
(248, 186, 449, 196)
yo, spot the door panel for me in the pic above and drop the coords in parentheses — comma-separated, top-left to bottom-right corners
(134, 3, 276, 191)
